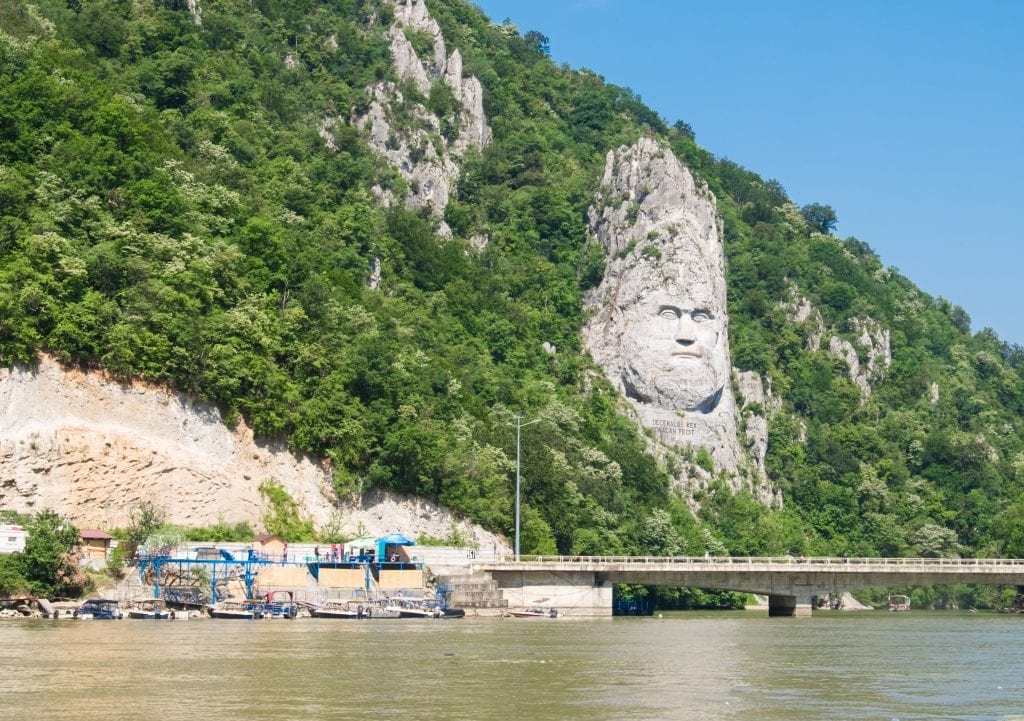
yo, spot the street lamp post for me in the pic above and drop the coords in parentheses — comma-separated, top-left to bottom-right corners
(513, 414, 539, 562)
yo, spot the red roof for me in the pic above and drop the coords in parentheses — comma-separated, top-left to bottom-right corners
(253, 534, 285, 543)
(78, 529, 113, 540)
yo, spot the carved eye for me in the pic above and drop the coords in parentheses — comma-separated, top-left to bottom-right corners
(691, 310, 712, 322)
(659, 307, 681, 320)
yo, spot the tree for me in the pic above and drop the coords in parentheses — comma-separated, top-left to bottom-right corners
(800, 202, 838, 234)
(523, 30, 550, 56)
(671, 119, 695, 140)
(12, 511, 87, 598)
(121, 501, 167, 558)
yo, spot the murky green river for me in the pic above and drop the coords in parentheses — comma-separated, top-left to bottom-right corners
(2, 611, 1023, 720)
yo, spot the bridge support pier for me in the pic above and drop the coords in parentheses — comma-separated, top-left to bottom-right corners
(768, 594, 814, 617)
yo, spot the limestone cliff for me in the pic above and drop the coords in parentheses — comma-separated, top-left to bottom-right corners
(0, 356, 508, 550)
(782, 287, 892, 399)
(583, 138, 776, 504)
(326, 0, 490, 237)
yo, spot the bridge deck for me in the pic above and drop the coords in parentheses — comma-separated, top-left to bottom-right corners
(486, 555, 1024, 573)
(483, 555, 1024, 598)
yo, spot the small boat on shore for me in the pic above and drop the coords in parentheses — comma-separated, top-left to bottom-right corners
(396, 599, 443, 619)
(508, 607, 558, 618)
(209, 599, 261, 620)
(260, 590, 299, 619)
(74, 599, 124, 620)
(392, 598, 466, 619)
(128, 599, 171, 620)
(310, 600, 365, 619)
(366, 602, 402, 619)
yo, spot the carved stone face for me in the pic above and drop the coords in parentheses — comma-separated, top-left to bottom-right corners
(616, 262, 726, 413)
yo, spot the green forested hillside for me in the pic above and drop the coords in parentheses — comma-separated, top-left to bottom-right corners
(3, 0, 1024, 590)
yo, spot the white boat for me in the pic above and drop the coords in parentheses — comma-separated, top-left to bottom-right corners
(365, 602, 401, 619)
(209, 600, 260, 620)
(508, 607, 558, 618)
(888, 594, 911, 612)
(310, 600, 365, 619)
(128, 599, 171, 620)
(396, 600, 443, 619)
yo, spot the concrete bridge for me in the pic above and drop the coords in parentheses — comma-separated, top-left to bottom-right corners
(481, 555, 1024, 617)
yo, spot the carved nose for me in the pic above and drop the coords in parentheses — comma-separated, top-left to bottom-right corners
(675, 316, 696, 344)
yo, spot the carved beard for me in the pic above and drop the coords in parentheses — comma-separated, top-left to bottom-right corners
(621, 357, 724, 413)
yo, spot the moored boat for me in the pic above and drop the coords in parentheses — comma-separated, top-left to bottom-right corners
(209, 599, 261, 620)
(364, 601, 401, 619)
(508, 607, 558, 618)
(887, 594, 911, 612)
(260, 590, 299, 619)
(310, 600, 365, 619)
(395, 598, 442, 618)
(128, 599, 171, 620)
(74, 599, 124, 620)
(391, 599, 465, 618)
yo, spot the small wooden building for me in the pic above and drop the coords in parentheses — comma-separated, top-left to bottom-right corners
(77, 530, 114, 561)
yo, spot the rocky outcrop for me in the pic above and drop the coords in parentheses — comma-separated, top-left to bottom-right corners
(735, 370, 781, 506)
(583, 138, 774, 501)
(0, 357, 329, 529)
(357, 81, 462, 216)
(185, 0, 201, 26)
(334, 0, 490, 229)
(847, 316, 891, 390)
(783, 289, 891, 399)
(0, 356, 508, 551)
(784, 291, 826, 351)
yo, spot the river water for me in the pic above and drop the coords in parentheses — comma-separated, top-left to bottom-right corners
(2, 611, 1023, 720)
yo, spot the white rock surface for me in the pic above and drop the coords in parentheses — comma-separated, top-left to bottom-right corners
(0, 356, 508, 551)
(341, 0, 491, 217)
(583, 138, 774, 502)
(185, 0, 201, 26)
(734, 370, 780, 505)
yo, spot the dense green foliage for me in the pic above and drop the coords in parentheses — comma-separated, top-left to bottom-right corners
(3, 0, 1024, 609)
(0, 510, 87, 597)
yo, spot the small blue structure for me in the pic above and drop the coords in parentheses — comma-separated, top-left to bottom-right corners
(613, 599, 653, 616)
(378, 533, 415, 563)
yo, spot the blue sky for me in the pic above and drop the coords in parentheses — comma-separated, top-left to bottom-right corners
(472, 0, 1024, 346)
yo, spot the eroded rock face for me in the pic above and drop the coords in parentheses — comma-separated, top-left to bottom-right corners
(583, 138, 772, 501)
(782, 287, 891, 399)
(0, 357, 509, 550)
(734, 370, 781, 506)
(0, 357, 331, 529)
(341, 0, 490, 223)
(185, 0, 201, 26)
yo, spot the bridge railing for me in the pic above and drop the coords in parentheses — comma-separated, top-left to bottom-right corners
(490, 554, 1024, 569)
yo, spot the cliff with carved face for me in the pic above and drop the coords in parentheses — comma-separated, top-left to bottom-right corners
(584, 138, 776, 504)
